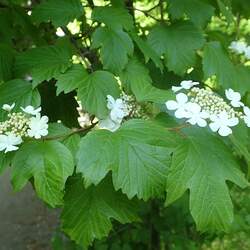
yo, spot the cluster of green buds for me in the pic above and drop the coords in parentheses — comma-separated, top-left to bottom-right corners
(166, 80, 250, 137)
(0, 104, 49, 153)
(0, 112, 30, 137)
(120, 92, 148, 120)
(188, 87, 243, 119)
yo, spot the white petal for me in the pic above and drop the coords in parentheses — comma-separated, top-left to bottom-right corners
(244, 116, 250, 127)
(210, 114, 218, 122)
(209, 122, 220, 132)
(192, 81, 199, 86)
(99, 118, 120, 132)
(227, 117, 239, 127)
(219, 111, 229, 121)
(176, 93, 188, 105)
(232, 92, 241, 101)
(244, 106, 250, 116)
(172, 86, 182, 92)
(40, 129, 48, 137)
(107, 95, 115, 109)
(186, 117, 197, 125)
(231, 100, 242, 108)
(175, 108, 188, 119)
(186, 102, 201, 114)
(218, 126, 232, 136)
(200, 111, 210, 119)
(197, 118, 207, 127)
(166, 100, 178, 110)
(5, 145, 19, 153)
(225, 89, 233, 100)
(110, 109, 123, 122)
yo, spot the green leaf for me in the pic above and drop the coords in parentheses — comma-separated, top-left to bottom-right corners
(166, 128, 248, 231)
(230, 123, 250, 178)
(77, 119, 179, 200)
(15, 41, 72, 87)
(129, 32, 163, 71)
(61, 176, 139, 247)
(148, 21, 205, 75)
(0, 79, 40, 120)
(120, 58, 173, 103)
(232, 0, 250, 18)
(0, 152, 12, 175)
(168, 0, 214, 27)
(32, 0, 83, 27)
(92, 6, 133, 31)
(92, 27, 134, 73)
(48, 123, 81, 163)
(11, 141, 74, 207)
(77, 70, 120, 118)
(0, 43, 14, 81)
(202, 41, 250, 94)
(55, 64, 88, 95)
(77, 130, 115, 187)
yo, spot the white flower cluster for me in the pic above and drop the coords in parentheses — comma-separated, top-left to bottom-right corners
(166, 81, 250, 137)
(0, 104, 49, 153)
(99, 93, 145, 132)
(229, 41, 250, 59)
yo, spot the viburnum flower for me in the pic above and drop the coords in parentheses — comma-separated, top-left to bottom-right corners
(27, 115, 49, 139)
(107, 95, 129, 123)
(229, 41, 247, 54)
(99, 118, 120, 132)
(0, 133, 22, 153)
(225, 88, 244, 107)
(166, 93, 190, 119)
(209, 111, 239, 136)
(172, 80, 199, 92)
(185, 103, 209, 127)
(21, 105, 41, 116)
(2, 103, 15, 112)
(243, 106, 250, 127)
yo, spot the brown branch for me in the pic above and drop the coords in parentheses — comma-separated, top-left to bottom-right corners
(131, 7, 162, 22)
(87, 0, 94, 9)
(43, 122, 98, 141)
(61, 26, 94, 72)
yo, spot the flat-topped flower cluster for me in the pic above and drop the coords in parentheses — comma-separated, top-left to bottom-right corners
(166, 80, 250, 137)
(0, 104, 48, 153)
(99, 93, 145, 132)
(229, 41, 250, 59)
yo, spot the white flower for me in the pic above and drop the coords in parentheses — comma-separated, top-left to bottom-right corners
(0, 133, 22, 153)
(244, 46, 250, 59)
(229, 41, 247, 54)
(107, 95, 129, 123)
(99, 118, 120, 132)
(243, 106, 250, 127)
(2, 103, 15, 112)
(166, 93, 190, 119)
(27, 115, 49, 139)
(225, 88, 243, 107)
(185, 103, 209, 127)
(209, 111, 239, 136)
(21, 105, 41, 116)
(172, 80, 199, 92)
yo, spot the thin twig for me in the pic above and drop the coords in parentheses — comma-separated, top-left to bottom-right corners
(126, 6, 161, 22)
(43, 122, 98, 141)
(61, 26, 94, 72)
